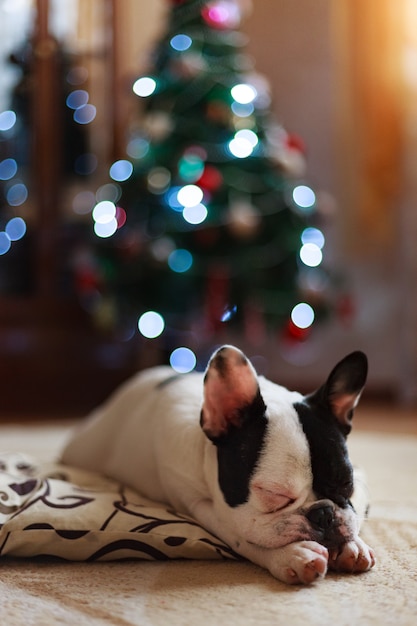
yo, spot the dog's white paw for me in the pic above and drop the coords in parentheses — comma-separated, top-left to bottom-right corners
(328, 537, 375, 573)
(270, 541, 329, 585)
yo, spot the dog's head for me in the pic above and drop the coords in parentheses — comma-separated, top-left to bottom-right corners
(200, 345, 367, 551)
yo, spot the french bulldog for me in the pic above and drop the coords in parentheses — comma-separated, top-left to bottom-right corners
(61, 345, 375, 584)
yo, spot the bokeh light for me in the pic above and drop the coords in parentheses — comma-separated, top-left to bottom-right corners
(147, 167, 171, 194)
(126, 137, 150, 159)
(109, 159, 133, 182)
(0, 232, 11, 255)
(299, 243, 323, 267)
(231, 102, 254, 117)
(66, 90, 89, 109)
(133, 76, 157, 97)
(96, 183, 122, 204)
(177, 184, 204, 207)
(168, 248, 193, 273)
(301, 227, 325, 249)
(0, 110, 17, 132)
(231, 83, 257, 104)
(74, 104, 97, 125)
(169, 347, 196, 373)
(235, 128, 258, 148)
(92, 200, 116, 224)
(7, 183, 28, 206)
(170, 34, 192, 51)
(183, 203, 208, 225)
(165, 186, 184, 211)
(5, 217, 26, 241)
(138, 311, 165, 338)
(228, 136, 254, 158)
(72, 190, 95, 215)
(94, 218, 118, 238)
(178, 154, 204, 182)
(0, 158, 18, 180)
(293, 185, 316, 209)
(291, 302, 315, 329)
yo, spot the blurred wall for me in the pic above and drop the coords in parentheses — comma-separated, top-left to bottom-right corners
(241, 0, 415, 398)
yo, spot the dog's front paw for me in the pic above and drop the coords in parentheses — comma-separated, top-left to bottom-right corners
(271, 541, 329, 585)
(329, 537, 375, 574)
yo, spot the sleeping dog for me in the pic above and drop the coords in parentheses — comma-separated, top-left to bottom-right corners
(62, 345, 375, 584)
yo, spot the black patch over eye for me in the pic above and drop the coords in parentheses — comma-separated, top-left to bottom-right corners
(294, 401, 354, 508)
(215, 390, 268, 507)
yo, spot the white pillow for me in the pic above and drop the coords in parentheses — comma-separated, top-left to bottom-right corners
(0, 452, 238, 562)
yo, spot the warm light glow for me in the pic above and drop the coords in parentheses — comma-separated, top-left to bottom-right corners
(147, 167, 171, 194)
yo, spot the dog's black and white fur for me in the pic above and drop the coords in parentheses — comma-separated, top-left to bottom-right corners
(62, 345, 375, 584)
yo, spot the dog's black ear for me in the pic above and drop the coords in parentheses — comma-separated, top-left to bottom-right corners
(201, 345, 262, 440)
(317, 351, 368, 434)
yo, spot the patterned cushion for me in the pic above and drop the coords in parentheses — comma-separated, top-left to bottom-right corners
(0, 452, 238, 562)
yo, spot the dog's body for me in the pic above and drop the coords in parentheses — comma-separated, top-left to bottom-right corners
(62, 345, 375, 584)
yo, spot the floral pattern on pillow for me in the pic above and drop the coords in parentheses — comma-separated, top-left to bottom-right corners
(0, 452, 238, 562)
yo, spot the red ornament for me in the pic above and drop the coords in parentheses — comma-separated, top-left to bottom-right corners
(285, 133, 307, 155)
(75, 267, 100, 295)
(116, 206, 127, 229)
(197, 165, 223, 192)
(201, 1, 241, 30)
(282, 319, 311, 343)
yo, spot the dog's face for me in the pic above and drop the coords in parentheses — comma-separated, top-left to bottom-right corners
(200, 346, 367, 552)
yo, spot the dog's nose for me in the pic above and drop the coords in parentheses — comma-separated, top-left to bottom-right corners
(306, 504, 335, 530)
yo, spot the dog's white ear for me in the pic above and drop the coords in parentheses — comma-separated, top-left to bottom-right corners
(321, 351, 368, 433)
(201, 345, 261, 440)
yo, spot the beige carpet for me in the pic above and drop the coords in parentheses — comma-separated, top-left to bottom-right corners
(0, 418, 416, 626)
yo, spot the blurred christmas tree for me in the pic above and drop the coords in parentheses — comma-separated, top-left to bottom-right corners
(82, 0, 335, 365)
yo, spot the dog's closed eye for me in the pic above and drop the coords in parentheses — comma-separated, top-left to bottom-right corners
(252, 484, 296, 512)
